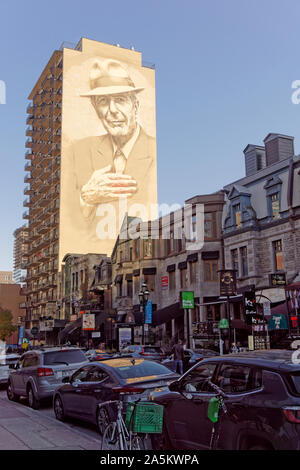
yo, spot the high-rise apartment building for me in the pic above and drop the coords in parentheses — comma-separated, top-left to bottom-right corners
(23, 38, 157, 334)
(0, 271, 14, 284)
(13, 226, 29, 285)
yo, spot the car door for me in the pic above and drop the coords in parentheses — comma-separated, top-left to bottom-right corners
(10, 355, 25, 394)
(71, 366, 116, 422)
(18, 354, 39, 395)
(62, 365, 93, 417)
(164, 361, 218, 449)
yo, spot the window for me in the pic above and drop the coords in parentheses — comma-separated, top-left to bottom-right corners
(273, 240, 283, 271)
(144, 274, 155, 292)
(180, 268, 188, 288)
(190, 215, 197, 242)
(233, 204, 242, 228)
(75, 272, 78, 291)
(204, 213, 214, 239)
(270, 193, 280, 219)
(240, 246, 248, 277)
(134, 239, 140, 260)
(215, 364, 252, 393)
(22, 355, 39, 368)
(189, 262, 197, 284)
(206, 304, 220, 322)
(169, 271, 176, 290)
(144, 239, 152, 258)
(134, 276, 140, 295)
(71, 366, 92, 383)
(166, 230, 175, 255)
(231, 249, 239, 276)
(204, 260, 218, 282)
(127, 280, 133, 297)
(119, 250, 123, 262)
(181, 363, 217, 392)
(117, 280, 123, 297)
(129, 247, 133, 261)
(43, 349, 86, 366)
(86, 367, 109, 383)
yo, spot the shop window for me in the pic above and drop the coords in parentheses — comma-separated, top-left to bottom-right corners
(206, 304, 220, 322)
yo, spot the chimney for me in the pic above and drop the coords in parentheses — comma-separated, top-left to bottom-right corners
(264, 133, 294, 166)
(243, 145, 266, 176)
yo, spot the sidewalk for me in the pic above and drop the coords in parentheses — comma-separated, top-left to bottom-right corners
(0, 395, 101, 450)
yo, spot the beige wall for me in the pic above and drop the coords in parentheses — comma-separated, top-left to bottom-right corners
(59, 39, 157, 267)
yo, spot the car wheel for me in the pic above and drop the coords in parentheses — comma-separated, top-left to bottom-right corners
(27, 384, 40, 410)
(54, 395, 65, 421)
(7, 381, 19, 402)
(97, 406, 110, 435)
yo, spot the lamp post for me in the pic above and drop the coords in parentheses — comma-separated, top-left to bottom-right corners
(139, 282, 149, 345)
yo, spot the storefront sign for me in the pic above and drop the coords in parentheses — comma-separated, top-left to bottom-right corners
(269, 273, 286, 287)
(92, 332, 101, 338)
(82, 313, 95, 331)
(181, 291, 195, 309)
(119, 327, 132, 349)
(161, 276, 168, 289)
(218, 318, 229, 329)
(219, 270, 237, 296)
(39, 320, 54, 331)
(268, 314, 288, 331)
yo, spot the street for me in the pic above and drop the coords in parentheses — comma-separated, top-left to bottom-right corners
(0, 386, 101, 450)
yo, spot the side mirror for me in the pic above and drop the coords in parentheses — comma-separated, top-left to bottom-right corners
(168, 380, 181, 392)
(62, 376, 70, 383)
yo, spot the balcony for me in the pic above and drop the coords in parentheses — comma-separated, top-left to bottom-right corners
(25, 138, 33, 148)
(26, 103, 34, 114)
(38, 223, 48, 235)
(24, 185, 32, 195)
(23, 210, 30, 220)
(23, 198, 31, 207)
(24, 174, 32, 184)
(26, 126, 33, 137)
(26, 115, 34, 125)
(24, 161, 33, 172)
(25, 150, 33, 160)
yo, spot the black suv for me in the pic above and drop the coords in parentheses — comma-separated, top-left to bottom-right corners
(150, 350, 300, 450)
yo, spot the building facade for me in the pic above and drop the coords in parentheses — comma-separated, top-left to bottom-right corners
(222, 133, 300, 347)
(13, 226, 29, 285)
(0, 272, 14, 284)
(0, 284, 26, 346)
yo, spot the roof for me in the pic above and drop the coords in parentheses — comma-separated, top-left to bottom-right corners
(201, 349, 300, 371)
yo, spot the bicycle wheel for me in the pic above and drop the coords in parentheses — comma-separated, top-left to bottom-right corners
(101, 423, 121, 450)
(131, 434, 145, 450)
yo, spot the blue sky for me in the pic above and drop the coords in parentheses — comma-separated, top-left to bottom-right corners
(0, 0, 300, 270)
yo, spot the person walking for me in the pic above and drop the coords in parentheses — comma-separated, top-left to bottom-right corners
(171, 339, 185, 375)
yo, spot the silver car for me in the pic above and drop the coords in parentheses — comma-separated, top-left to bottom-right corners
(7, 347, 88, 409)
(0, 354, 20, 385)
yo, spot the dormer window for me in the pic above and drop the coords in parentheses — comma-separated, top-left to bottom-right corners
(270, 193, 280, 219)
(233, 203, 242, 228)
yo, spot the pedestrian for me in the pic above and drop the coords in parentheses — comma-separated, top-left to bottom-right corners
(171, 339, 185, 375)
(231, 342, 239, 354)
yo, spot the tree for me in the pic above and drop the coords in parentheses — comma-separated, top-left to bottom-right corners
(0, 309, 17, 342)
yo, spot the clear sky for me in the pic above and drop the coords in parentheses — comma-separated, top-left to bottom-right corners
(0, 0, 300, 270)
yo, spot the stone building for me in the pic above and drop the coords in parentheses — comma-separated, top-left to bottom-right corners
(222, 133, 300, 347)
(111, 192, 225, 350)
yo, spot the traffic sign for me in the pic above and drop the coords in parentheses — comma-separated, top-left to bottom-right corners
(181, 291, 194, 309)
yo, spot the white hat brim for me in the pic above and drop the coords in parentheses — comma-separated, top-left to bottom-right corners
(81, 86, 144, 97)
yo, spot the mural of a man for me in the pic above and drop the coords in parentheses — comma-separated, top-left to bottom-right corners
(66, 58, 157, 240)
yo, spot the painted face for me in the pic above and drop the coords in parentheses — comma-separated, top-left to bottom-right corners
(93, 93, 138, 139)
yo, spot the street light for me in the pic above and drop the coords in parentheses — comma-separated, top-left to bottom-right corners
(139, 282, 149, 345)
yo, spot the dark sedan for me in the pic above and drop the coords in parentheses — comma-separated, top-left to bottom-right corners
(150, 350, 300, 450)
(53, 357, 178, 435)
(162, 348, 219, 373)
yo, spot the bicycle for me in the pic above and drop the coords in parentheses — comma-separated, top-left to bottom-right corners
(206, 379, 229, 450)
(100, 399, 145, 450)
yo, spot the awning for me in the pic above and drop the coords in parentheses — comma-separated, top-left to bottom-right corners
(133, 269, 140, 277)
(125, 273, 133, 281)
(142, 267, 156, 275)
(167, 264, 176, 272)
(150, 302, 183, 326)
(58, 317, 82, 342)
(201, 251, 219, 260)
(187, 253, 198, 263)
(178, 261, 187, 270)
(231, 319, 250, 330)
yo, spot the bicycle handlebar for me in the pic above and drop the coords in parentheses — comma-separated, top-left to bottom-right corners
(206, 379, 228, 414)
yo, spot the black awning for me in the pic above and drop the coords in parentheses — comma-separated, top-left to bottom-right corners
(58, 317, 82, 342)
(178, 261, 187, 270)
(151, 302, 183, 326)
(201, 251, 220, 260)
(133, 269, 140, 276)
(167, 264, 176, 272)
(142, 267, 156, 275)
(115, 274, 123, 284)
(187, 253, 198, 263)
(125, 273, 133, 281)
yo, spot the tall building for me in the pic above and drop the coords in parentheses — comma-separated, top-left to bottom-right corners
(13, 226, 29, 285)
(23, 38, 157, 334)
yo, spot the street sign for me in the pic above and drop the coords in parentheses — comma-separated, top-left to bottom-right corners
(161, 276, 168, 290)
(181, 291, 194, 309)
(218, 318, 229, 329)
(82, 313, 95, 331)
(269, 273, 286, 287)
(244, 291, 259, 325)
(145, 300, 152, 324)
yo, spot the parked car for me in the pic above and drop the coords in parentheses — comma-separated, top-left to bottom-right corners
(163, 348, 219, 373)
(53, 357, 179, 435)
(150, 349, 300, 450)
(0, 354, 20, 386)
(85, 349, 113, 361)
(6, 347, 88, 409)
(117, 345, 167, 361)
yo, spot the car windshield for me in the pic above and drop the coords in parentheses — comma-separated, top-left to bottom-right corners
(43, 349, 86, 365)
(113, 360, 172, 380)
(143, 347, 162, 353)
